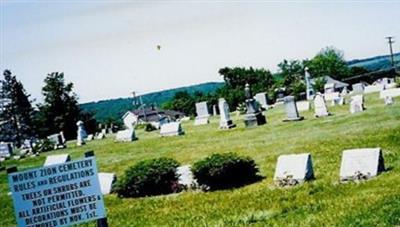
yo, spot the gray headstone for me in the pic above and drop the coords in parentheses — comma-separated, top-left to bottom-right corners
(219, 98, 236, 129)
(194, 101, 210, 125)
(98, 172, 116, 195)
(283, 96, 303, 121)
(212, 105, 217, 116)
(115, 129, 136, 142)
(0, 143, 13, 158)
(87, 134, 94, 141)
(314, 94, 330, 117)
(340, 148, 385, 182)
(160, 122, 184, 137)
(44, 154, 71, 166)
(305, 68, 315, 100)
(274, 153, 314, 186)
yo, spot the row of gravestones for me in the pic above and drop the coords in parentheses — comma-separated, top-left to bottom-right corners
(40, 147, 385, 195)
(178, 147, 385, 189)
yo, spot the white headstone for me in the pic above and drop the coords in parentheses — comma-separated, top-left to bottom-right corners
(384, 96, 394, 105)
(331, 96, 345, 106)
(254, 92, 268, 109)
(379, 88, 400, 99)
(87, 134, 94, 141)
(96, 132, 106, 140)
(47, 133, 65, 149)
(115, 129, 136, 142)
(314, 94, 330, 117)
(274, 153, 314, 185)
(0, 142, 13, 158)
(176, 165, 197, 188)
(352, 83, 364, 93)
(340, 148, 385, 181)
(98, 172, 116, 195)
(160, 122, 184, 137)
(194, 101, 210, 125)
(296, 101, 310, 112)
(324, 92, 339, 101)
(76, 120, 87, 146)
(364, 84, 384, 94)
(44, 154, 71, 166)
(212, 105, 217, 116)
(219, 98, 236, 129)
(350, 95, 364, 114)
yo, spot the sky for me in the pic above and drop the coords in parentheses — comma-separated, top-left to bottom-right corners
(1, 1, 399, 104)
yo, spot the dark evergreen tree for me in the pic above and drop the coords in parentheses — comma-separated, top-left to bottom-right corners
(36, 72, 80, 140)
(0, 70, 35, 146)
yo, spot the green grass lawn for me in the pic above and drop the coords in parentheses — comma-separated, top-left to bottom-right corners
(1, 92, 400, 226)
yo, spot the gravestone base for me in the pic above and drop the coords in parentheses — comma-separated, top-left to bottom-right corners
(283, 116, 304, 122)
(244, 112, 266, 127)
(194, 116, 209, 126)
(219, 120, 236, 129)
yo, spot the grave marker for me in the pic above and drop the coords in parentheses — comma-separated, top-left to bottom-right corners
(194, 102, 210, 125)
(350, 95, 364, 114)
(98, 172, 116, 195)
(218, 98, 236, 129)
(43, 154, 71, 166)
(314, 94, 330, 117)
(283, 96, 303, 121)
(274, 153, 314, 186)
(340, 148, 385, 181)
(160, 122, 184, 137)
(115, 129, 137, 142)
(0, 143, 13, 158)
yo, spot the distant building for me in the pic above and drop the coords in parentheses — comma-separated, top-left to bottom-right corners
(310, 76, 349, 94)
(123, 107, 185, 129)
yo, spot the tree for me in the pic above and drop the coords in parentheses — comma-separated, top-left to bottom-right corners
(36, 72, 80, 140)
(162, 91, 196, 115)
(0, 70, 35, 146)
(217, 67, 274, 108)
(276, 59, 306, 99)
(307, 47, 350, 80)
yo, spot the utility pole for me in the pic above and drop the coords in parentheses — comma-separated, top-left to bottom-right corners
(386, 36, 395, 67)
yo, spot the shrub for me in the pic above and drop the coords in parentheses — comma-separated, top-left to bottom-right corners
(115, 157, 181, 198)
(192, 153, 261, 190)
(145, 123, 157, 132)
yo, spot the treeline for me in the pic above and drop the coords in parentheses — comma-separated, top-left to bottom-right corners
(0, 71, 96, 146)
(163, 47, 370, 115)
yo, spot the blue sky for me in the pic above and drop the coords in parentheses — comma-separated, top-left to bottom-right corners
(1, 1, 399, 103)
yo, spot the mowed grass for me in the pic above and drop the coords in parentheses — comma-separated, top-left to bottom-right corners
(1, 92, 400, 226)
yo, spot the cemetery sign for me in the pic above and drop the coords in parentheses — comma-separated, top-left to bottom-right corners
(8, 156, 106, 227)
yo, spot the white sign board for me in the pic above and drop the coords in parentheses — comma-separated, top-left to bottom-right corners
(274, 153, 314, 182)
(44, 154, 71, 167)
(340, 148, 385, 181)
(8, 157, 106, 227)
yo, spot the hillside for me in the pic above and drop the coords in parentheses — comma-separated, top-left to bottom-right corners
(1, 92, 399, 226)
(80, 53, 399, 123)
(347, 52, 400, 71)
(80, 82, 224, 122)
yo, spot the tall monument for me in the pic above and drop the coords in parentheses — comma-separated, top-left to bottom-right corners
(243, 83, 266, 127)
(305, 67, 315, 100)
